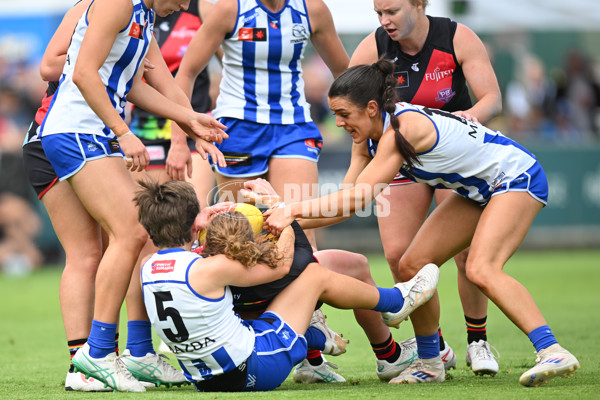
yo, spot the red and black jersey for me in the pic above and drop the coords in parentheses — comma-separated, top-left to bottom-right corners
(25, 80, 59, 143)
(132, 0, 211, 122)
(375, 16, 472, 112)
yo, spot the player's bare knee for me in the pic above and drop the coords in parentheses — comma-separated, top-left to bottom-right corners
(128, 224, 149, 252)
(72, 252, 102, 276)
(384, 251, 402, 273)
(65, 244, 102, 274)
(397, 258, 421, 281)
(347, 252, 371, 281)
(464, 259, 494, 291)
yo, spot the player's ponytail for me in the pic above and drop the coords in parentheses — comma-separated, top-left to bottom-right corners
(328, 58, 419, 169)
(202, 212, 281, 269)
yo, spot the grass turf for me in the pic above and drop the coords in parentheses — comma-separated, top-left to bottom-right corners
(0, 249, 598, 399)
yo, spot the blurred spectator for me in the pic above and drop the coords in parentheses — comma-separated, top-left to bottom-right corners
(0, 84, 37, 201)
(505, 53, 556, 142)
(0, 44, 45, 273)
(0, 192, 42, 275)
(505, 47, 600, 144)
(554, 49, 600, 142)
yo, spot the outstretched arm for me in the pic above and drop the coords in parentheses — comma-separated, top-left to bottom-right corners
(128, 63, 227, 144)
(264, 133, 401, 236)
(244, 142, 373, 231)
(142, 39, 226, 179)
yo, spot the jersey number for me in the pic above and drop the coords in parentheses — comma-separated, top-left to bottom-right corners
(422, 106, 465, 123)
(422, 106, 479, 138)
(154, 291, 190, 343)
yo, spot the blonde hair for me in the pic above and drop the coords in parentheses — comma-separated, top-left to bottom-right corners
(201, 212, 281, 269)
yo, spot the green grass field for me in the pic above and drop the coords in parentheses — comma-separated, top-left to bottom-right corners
(1, 249, 598, 399)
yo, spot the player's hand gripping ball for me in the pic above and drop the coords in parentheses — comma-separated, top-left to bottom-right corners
(198, 203, 264, 244)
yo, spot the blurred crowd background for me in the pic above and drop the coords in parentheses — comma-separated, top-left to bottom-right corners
(1, 0, 599, 274)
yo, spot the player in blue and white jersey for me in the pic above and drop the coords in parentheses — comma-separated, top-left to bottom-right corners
(173, 0, 348, 242)
(258, 59, 581, 387)
(173, 0, 352, 380)
(134, 179, 438, 392)
(38, 0, 227, 392)
(350, 1, 503, 375)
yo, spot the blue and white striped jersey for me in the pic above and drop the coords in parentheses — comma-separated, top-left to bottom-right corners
(369, 103, 538, 204)
(41, 0, 154, 138)
(141, 248, 255, 383)
(213, 0, 312, 124)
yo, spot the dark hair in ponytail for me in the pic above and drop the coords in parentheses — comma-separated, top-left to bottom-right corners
(328, 58, 420, 169)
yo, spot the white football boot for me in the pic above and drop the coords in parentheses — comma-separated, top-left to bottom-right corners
(72, 343, 146, 392)
(382, 264, 439, 328)
(440, 341, 457, 370)
(309, 309, 348, 356)
(65, 366, 112, 392)
(519, 344, 580, 387)
(120, 350, 189, 388)
(376, 337, 418, 381)
(389, 356, 445, 384)
(466, 340, 499, 376)
(292, 357, 346, 383)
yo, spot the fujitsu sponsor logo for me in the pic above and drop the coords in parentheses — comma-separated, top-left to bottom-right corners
(425, 67, 454, 82)
(171, 27, 196, 40)
(152, 260, 175, 273)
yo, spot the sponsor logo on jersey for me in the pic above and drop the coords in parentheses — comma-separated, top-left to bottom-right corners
(435, 88, 456, 103)
(152, 260, 175, 273)
(223, 152, 252, 167)
(129, 22, 146, 40)
(305, 139, 322, 156)
(270, 20, 278, 29)
(490, 172, 506, 191)
(394, 71, 409, 88)
(238, 27, 267, 41)
(425, 67, 455, 82)
(290, 24, 309, 43)
(87, 142, 99, 152)
(242, 10, 260, 24)
(171, 27, 197, 40)
(304, 139, 322, 149)
(108, 139, 121, 154)
(146, 145, 166, 161)
(411, 63, 420, 71)
(170, 337, 216, 353)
